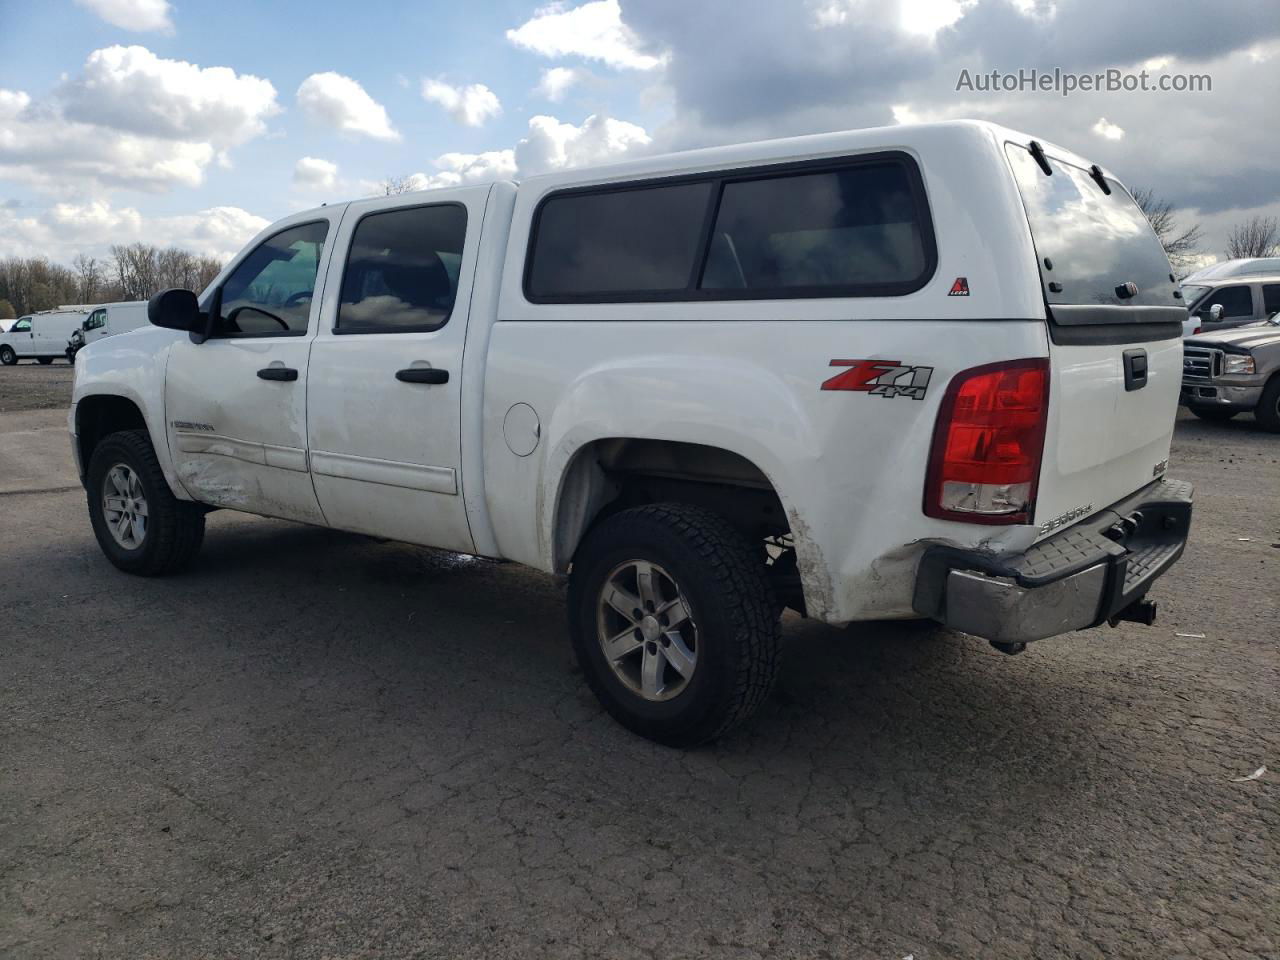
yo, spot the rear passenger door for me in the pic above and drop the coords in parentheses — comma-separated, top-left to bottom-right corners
(306, 187, 488, 553)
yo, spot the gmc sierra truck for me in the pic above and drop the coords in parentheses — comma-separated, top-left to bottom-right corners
(70, 120, 1194, 745)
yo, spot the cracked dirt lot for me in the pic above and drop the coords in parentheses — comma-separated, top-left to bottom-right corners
(0, 406, 1277, 960)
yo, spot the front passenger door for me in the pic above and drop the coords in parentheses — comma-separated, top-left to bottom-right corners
(165, 211, 343, 523)
(1196, 284, 1255, 331)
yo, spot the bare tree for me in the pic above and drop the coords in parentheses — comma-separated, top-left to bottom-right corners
(0, 256, 79, 314)
(0, 298, 15, 320)
(110, 243, 165, 300)
(1225, 216, 1280, 260)
(378, 175, 418, 196)
(72, 253, 103, 303)
(0, 246, 221, 315)
(1132, 188, 1204, 277)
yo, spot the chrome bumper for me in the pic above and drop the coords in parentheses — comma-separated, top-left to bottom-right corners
(913, 478, 1194, 644)
(1180, 381, 1264, 408)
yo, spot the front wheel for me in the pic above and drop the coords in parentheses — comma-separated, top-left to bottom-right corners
(86, 429, 206, 576)
(568, 503, 782, 747)
(1256, 377, 1280, 433)
(0, 345, 15, 365)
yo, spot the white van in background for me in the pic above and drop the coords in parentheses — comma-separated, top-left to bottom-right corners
(67, 301, 150, 361)
(0, 309, 89, 365)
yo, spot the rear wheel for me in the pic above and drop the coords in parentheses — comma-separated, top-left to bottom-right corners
(1189, 406, 1237, 422)
(87, 429, 205, 575)
(1256, 377, 1280, 433)
(0, 345, 15, 365)
(568, 503, 782, 747)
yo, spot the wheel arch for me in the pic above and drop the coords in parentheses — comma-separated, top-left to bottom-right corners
(546, 435, 832, 619)
(74, 394, 149, 483)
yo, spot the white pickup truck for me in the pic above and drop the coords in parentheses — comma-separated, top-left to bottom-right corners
(71, 120, 1193, 745)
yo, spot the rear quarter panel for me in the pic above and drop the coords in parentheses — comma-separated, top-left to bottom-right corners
(485, 122, 1054, 623)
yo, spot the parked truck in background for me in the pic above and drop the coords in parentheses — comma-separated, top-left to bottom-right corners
(1181, 314, 1280, 430)
(69, 120, 1193, 744)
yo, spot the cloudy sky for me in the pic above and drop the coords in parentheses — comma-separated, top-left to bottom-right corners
(1, 0, 1276, 265)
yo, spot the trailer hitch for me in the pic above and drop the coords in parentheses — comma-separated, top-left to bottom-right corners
(1109, 597, 1158, 627)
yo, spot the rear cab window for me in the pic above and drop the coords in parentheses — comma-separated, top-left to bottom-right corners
(1004, 143, 1183, 337)
(524, 153, 936, 303)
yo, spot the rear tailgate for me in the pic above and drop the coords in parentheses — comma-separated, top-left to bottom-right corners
(1004, 141, 1186, 536)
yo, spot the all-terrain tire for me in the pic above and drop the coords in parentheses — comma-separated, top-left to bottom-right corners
(1256, 376, 1280, 433)
(87, 429, 206, 576)
(568, 503, 782, 747)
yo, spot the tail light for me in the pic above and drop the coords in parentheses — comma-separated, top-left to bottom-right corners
(924, 358, 1050, 525)
(1193, 326, 1202, 335)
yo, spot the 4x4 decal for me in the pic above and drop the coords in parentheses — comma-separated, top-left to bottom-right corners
(821, 359, 934, 400)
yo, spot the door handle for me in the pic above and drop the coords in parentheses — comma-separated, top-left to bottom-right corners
(1122, 348, 1147, 392)
(257, 366, 298, 381)
(396, 367, 449, 384)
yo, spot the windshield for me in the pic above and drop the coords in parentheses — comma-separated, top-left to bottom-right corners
(1005, 144, 1179, 315)
(1180, 283, 1209, 308)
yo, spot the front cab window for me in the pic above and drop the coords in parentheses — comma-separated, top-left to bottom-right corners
(214, 221, 328, 337)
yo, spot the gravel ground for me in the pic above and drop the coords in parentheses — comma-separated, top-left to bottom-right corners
(0, 361, 75, 414)
(0, 380, 1276, 959)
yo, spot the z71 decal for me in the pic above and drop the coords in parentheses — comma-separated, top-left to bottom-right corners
(821, 359, 934, 400)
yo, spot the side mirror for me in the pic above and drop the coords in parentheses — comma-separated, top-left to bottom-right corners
(1208, 304, 1224, 322)
(148, 288, 200, 333)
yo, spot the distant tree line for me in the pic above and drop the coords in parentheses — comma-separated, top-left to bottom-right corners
(0, 244, 223, 320)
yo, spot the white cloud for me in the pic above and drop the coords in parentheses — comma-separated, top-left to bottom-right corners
(421, 79, 502, 127)
(0, 87, 216, 193)
(0, 47, 279, 195)
(361, 150, 519, 195)
(74, 0, 173, 32)
(292, 156, 339, 190)
(297, 72, 399, 141)
(354, 113, 646, 198)
(437, 150, 519, 183)
(0, 200, 267, 261)
(507, 0, 666, 70)
(536, 67, 580, 101)
(60, 45, 279, 147)
(1091, 117, 1125, 140)
(0, 43, 286, 196)
(515, 113, 651, 175)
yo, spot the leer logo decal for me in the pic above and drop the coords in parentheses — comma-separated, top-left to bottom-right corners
(821, 359, 934, 400)
(948, 277, 970, 296)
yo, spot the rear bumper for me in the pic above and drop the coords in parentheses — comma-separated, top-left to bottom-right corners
(912, 478, 1194, 644)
